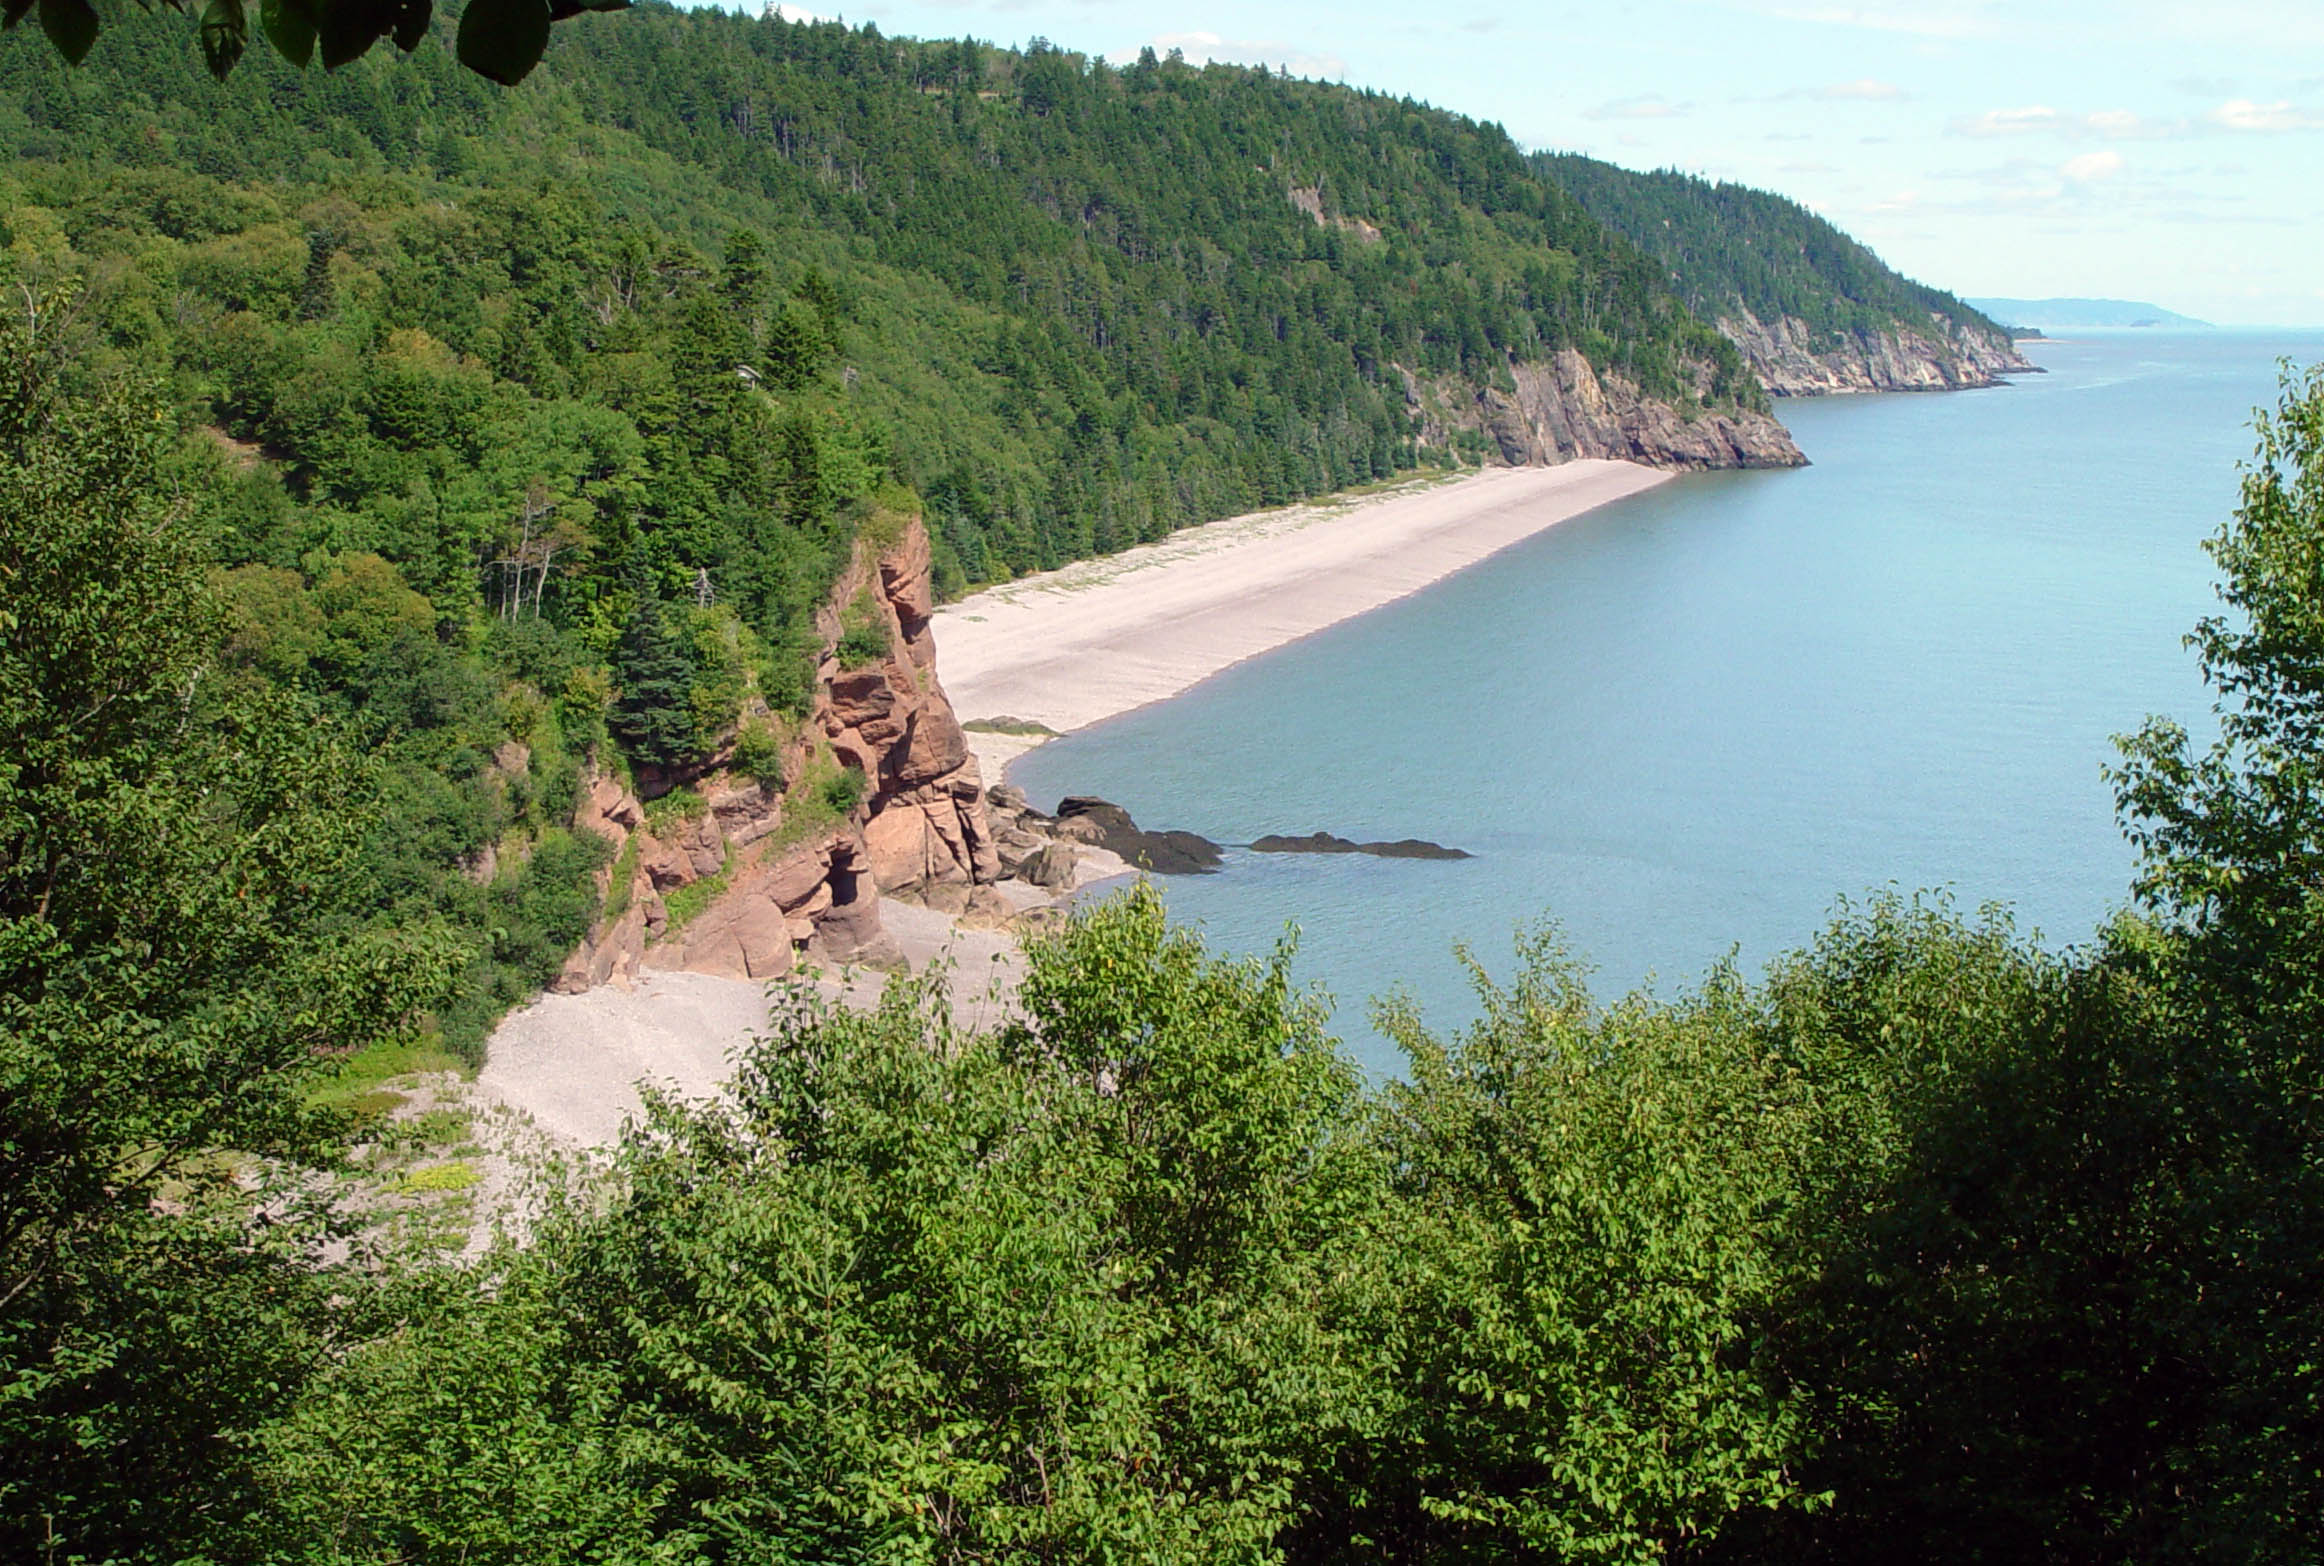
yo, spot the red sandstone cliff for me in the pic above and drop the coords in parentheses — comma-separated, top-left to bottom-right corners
(552, 516, 1001, 993)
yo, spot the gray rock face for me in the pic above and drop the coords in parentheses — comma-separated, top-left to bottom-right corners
(1716, 308, 2037, 397)
(1018, 842, 1079, 890)
(1411, 349, 1806, 472)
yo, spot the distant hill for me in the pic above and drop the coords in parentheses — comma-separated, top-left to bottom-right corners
(1535, 155, 2032, 396)
(1967, 298, 2211, 330)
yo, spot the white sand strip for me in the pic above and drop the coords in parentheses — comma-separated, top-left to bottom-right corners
(477, 905, 1033, 1149)
(933, 461, 1670, 739)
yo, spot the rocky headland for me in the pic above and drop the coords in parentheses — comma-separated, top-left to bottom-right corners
(1716, 308, 2038, 397)
(549, 516, 1114, 998)
(1408, 349, 1807, 470)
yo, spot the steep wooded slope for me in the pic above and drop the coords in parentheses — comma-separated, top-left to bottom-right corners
(1536, 153, 2033, 394)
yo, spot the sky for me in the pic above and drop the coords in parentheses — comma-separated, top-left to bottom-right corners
(711, 0, 2324, 326)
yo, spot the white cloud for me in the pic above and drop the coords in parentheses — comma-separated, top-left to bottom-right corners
(1765, 4, 1994, 38)
(2138, 0, 2324, 49)
(2211, 98, 2323, 131)
(2063, 149, 2127, 180)
(1110, 31, 1346, 79)
(1952, 105, 2063, 136)
(1585, 93, 1691, 120)
(1951, 105, 2192, 140)
(1774, 78, 1907, 101)
(765, 3, 831, 22)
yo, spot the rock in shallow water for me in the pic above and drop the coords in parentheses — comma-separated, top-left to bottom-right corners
(1052, 796, 1223, 875)
(1249, 832, 1471, 860)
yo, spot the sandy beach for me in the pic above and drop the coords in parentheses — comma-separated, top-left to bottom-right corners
(933, 460, 1672, 763)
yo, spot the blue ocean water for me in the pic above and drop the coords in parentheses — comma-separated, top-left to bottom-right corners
(1012, 332, 2324, 1072)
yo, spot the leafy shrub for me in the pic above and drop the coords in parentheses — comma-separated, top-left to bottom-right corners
(835, 588, 890, 669)
(730, 719, 787, 791)
(820, 765, 866, 816)
(433, 828, 610, 1063)
(640, 787, 707, 837)
(683, 603, 754, 751)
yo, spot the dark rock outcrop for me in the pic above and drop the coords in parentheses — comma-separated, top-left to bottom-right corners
(1250, 832, 1472, 860)
(1052, 797, 1222, 875)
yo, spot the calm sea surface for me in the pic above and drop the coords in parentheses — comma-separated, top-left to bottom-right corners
(1012, 331, 2324, 1072)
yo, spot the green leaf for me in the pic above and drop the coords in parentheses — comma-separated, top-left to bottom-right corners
(317, 0, 391, 68)
(456, 0, 549, 85)
(1, 0, 36, 33)
(260, 0, 317, 67)
(199, 0, 249, 78)
(36, 0, 99, 63)
(388, 0, 430, 51)
(548, 0, 625, 17)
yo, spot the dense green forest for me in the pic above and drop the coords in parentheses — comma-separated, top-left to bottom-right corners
(1535, 153, 2010, 349)
(6, 301, 2322, 1555)
(5, 2, 1763, 590)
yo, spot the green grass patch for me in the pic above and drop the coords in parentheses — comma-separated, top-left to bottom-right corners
(309, 1036, 467, 1110)
(661, 857, 734, 938)
(601, 828, 643, 925)
(642, 786, 709, 836)
(395, 1160, 481, 1196)
(381, 1108, 472, 1152)
(341, 1089, 407, 1125)
(961, 716, 1059, 737)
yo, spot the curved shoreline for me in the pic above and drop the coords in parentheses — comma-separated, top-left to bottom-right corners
(932, 460, 1673, 777)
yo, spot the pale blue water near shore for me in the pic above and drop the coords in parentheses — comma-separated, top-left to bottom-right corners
(1013, 332, 2324, 1072)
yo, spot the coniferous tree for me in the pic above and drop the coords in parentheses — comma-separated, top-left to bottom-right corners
(609, 563, 696, 767)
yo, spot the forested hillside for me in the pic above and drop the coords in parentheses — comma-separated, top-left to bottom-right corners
(5, 4, 1772, 584)
(1537, 153, 2032, 394)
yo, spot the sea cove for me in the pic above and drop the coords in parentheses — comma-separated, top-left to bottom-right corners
(1013, 331, 2324, 1069)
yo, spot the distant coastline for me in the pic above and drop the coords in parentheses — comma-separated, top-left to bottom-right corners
(1966, 296, 2211, 331)
(930, 461, 1673, 783)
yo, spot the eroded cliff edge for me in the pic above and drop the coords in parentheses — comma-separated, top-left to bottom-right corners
(1718, 308, 2036, 397)
(1409, 349, 1807, 471)
(553, 518, 1006, 992)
